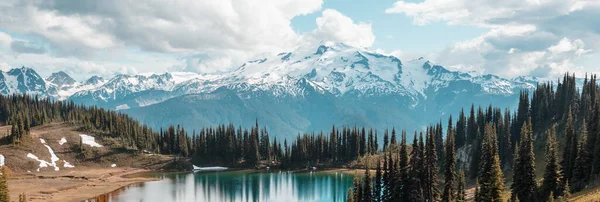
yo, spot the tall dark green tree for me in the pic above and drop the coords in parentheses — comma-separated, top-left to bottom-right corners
(374, 158, 383, 202)
(362, 164, 373, 202)
(398, 130, 410, 202)
(561, 109, 576, 181)
(456, 108, 467, 149)
(511, 120, 537, 202)
(424, 129, 440, 202)
(457, 170, 466, 202)
(477, 124, 505, 202)
(408, 133, 424, 201)
(540, 125, 562, 201)
(572, 122, 590, 191)
(442, 116, 456, 202)
(0, 167, 8, 202)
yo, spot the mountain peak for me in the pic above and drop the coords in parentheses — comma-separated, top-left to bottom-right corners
(47, 71, 77, 87)
(85, 76, 105, 85)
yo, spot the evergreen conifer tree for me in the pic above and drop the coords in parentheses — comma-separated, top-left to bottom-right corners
(540, 125, 561, 201)
(442, 116, 456, 202)
(477, 124, 505, 202)
(511, 120, 537, 202)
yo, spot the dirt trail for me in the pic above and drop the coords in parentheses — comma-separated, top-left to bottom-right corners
(8, 167, 156, 202)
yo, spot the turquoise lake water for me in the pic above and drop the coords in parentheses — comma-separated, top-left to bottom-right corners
(98, 170, 355, 202)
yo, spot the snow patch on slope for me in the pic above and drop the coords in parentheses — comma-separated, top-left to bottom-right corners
(79, 134, 103, 147)
(59, 137, 67, 145)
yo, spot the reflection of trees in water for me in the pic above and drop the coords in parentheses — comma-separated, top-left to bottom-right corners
(94, 171, 354, 202)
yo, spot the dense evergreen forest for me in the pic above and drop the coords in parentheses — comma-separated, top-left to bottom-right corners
(0, 93, 382, 168)
(2, 73, 600, 201)
(348, 74, 599, 202)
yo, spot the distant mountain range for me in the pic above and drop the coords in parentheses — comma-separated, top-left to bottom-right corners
(1, 42, 546, 139)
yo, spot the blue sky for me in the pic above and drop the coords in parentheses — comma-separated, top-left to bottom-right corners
(291, 0, 486, 53)
(0, 0, 598, 80)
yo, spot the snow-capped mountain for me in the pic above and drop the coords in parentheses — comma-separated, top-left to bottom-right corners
(0, 42, 543, 138)
(0, 66, 47, 95)
(47, 71, 77, 88)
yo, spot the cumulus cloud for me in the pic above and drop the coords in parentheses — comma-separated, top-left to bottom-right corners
(1, 0, 323, 55)
(0, 31, 11, 49)
(0, 0, 377, 76)
(386, 0, 600, 77)
(10, 40, 46, 54)
(310, 9, 375, 48)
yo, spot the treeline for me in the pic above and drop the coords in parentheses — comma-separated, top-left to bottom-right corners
(0, 94, 388, 169)
(349, 73, 597, 202)
(190, 123, 383, 168)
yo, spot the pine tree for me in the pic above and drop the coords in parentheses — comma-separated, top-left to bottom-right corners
(424, 129, 440, 202)
(409, 133, 424, 201)
(457, 170, 466, 202)
(442, 116, 456, 202)
(362, 164, 373, 202)
(467, 104, 477, 144)
(561, 109, 576, 182)
(572, 123, 590, 191)
(556, 180, 570, 202)
(383, 129, 389, 152)
(353, 171, 363, 202)
(477, 124, 505, 202)
(398, 130, 410, 202)
(540, 125, 561, 201)
(456, 108, 467, 149)
(0, 167, 8, 202)
(374, 158, 383, 202)
(511, 120, 537, 202)
(390, 128, 397, 146)
(347, 188, 355, 202)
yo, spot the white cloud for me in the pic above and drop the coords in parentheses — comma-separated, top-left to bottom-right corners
(0, 1, 381, 77)
(0, 31, 11, 49)
(310, 9, 375, 48)
(387, 0, 600, 77)
(0, 0, 334, 76)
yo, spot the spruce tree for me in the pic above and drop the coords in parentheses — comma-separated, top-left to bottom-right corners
(456, 108, 467, 149)
(511, 120, 537, 202)
(540, 125, 561, 201)
(409, 133, 424, 201)
(383, 129, 389, 151)
(353, 171, 363, 202)
(424, 129, 440, 202)
(390, 128, 397, 146)
(457, 170, 466, 202)
(442, 116, 456, 202)
(398, 130, 410, 202)
(374, 158, 383, 202)
(347, 188, 355, 202)
(557, 180, 570, 202)
(477, 124, 505, 202)
(572, 123, 590, 191)
(0, 167, 8, 202)
(561, 109, 576, 181)
(362, 164, 373, 202)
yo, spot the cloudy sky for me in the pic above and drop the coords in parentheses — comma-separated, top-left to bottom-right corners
(0, 0, 598, 80)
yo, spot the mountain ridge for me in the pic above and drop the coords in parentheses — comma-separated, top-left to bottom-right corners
(0, 42, 547, 138)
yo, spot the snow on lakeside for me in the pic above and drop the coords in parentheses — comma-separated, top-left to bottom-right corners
(0, 155, 4, 167)
(79, 134, 103, 147)
(59, 137, 67, 145)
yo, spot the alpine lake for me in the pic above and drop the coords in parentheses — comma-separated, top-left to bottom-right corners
(90, 170, 355, 202)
